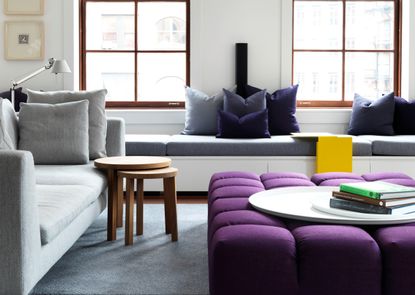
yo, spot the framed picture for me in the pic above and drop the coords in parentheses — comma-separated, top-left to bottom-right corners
(4, 21, 44, 60)
(4, 0, 44, 15)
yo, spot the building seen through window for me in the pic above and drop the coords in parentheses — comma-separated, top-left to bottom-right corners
(81, 1, 189, 106)
(293, 0, 399, 106)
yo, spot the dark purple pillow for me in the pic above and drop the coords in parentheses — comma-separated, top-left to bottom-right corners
(347, 92, 395, 135)
(244, 84, 300, 135)
(394, 96, 415, 134)
(0, 87, 28, 111)
(223, 88, 266, 118)
(216, 109, 271, 138)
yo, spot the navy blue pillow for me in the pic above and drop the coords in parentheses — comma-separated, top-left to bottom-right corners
(347, 92, 395, 135)
(223, 88, 266, 118)
(394, 97, 415, 135)
(244, 84, 300, 135)
(216, 109, 271, 138)
(0, 87, 28, 111)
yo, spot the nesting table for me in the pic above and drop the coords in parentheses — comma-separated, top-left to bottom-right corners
(94, 156, 178, 245)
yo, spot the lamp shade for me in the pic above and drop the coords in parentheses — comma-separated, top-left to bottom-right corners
(50, 59, 71, 74)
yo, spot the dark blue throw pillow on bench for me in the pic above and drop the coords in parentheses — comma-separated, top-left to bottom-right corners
(244, 84, 300, 135)
(348, 92, 395, 136)
(223, 88, 266, 117)
(394, 96, 415, 135)
(216, 109, 271, 138)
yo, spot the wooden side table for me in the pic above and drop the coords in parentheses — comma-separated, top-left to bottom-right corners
(118, 167, 179, 245)
(94, 156, 171, 241)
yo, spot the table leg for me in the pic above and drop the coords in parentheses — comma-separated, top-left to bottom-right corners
(164, 176, 178, 241)
(117, 175, 123, 227)
(125, 178, 134, 246)
(107, 169, 117, 241)
(136, 178, 144, 236)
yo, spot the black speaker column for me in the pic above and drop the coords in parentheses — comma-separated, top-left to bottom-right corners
(235, 43, 248, 97)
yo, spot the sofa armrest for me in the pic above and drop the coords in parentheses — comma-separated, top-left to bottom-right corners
(0, 151, 41, 295)
(106, 117, 126, 157)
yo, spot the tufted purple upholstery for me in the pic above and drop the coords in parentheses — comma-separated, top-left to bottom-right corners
(261, 172, 315, 189)
(311, 172, 365, 186)
(208, 171, 415, 295)
(362, 172, 415, 187)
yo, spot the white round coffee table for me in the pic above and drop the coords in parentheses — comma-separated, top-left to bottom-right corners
(249, 186, 415, 225)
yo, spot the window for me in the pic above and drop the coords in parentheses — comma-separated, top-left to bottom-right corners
(293, 0, 401, 107)
(80, 0, 190, 108)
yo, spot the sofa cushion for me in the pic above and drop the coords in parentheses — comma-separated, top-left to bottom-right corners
(37, 184, 103, 245)
(223, 89, 266, 117)
(27, 89, 108, 159)
(35, 163, 107, 244)
(18, 100, 90, 164)
(216, 109, 270, 139)
(125, 134, 170, 156)
(358, 135, 415, 156)
(348, 92, 395, 136)
(181, 87, 225, 135)
(0, 98, 18, 150)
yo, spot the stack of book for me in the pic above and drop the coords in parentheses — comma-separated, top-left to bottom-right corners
(331, 181, 415, 215)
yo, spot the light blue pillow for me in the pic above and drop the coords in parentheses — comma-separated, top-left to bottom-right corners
(223, 88, 266, 118)
(18, 100, 90, 164)
(182, 87, 233, 135)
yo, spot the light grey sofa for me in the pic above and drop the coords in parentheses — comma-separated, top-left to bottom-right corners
(0, 117, 125, 295)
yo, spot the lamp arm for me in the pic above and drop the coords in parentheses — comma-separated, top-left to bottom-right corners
(11, 58, 55, 89)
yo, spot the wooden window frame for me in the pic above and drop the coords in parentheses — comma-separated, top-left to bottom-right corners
(292, 0, 402, 108)
(79, 0, 190, 108)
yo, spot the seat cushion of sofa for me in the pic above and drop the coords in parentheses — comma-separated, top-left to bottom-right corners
(358, 135, 415, 156)
(35, 163, 106, 190)
(125, 134, 169, 156)
(35, 163, 107, 244)
(37, 184, 104, 245)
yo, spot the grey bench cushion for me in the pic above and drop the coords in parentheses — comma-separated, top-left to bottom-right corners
(35, 163, 106, 244)
(125, 134, 169, 156)
(166, 135, 313, 156)
(166, 135, 371, 156)
(358, 135, 415, 156)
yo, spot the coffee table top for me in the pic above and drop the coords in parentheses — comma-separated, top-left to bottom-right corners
(249, 186, 415, 225)
(94, 156, 171, 170)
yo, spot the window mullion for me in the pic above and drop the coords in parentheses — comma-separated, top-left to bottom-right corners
(134, 0, 138, 102)
(342, 0, 346, 102)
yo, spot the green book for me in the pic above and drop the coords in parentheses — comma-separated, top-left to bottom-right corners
(339, 181, 415, 200)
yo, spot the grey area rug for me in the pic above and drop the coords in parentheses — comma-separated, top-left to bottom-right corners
(31, 204, 209, 295)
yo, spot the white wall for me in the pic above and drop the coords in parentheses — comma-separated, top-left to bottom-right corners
(1, 0, 415, 135)
(0, 0, 67, 92)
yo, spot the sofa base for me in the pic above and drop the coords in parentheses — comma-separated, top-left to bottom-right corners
(141, 156, 415, 191)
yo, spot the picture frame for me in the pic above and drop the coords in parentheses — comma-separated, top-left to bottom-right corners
(4, 0, 44, 15)
(4, 21, 44, 60)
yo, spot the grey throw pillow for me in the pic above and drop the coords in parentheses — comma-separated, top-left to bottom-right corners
(181, 87, 226, 135)
(18, 100, 90, 164)
(27, 89, 107, 159)
(223, 88, 266, 117)
(348, 92, 395, 135)
(0, 98, 18, 150)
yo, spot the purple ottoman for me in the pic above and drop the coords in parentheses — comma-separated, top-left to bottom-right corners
(362, 172, 415, 187)
(208, 171, 415, 295)
(311, 172, 365, 186)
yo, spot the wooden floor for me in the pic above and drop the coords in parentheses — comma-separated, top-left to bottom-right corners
(143, 192, 208, 204)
